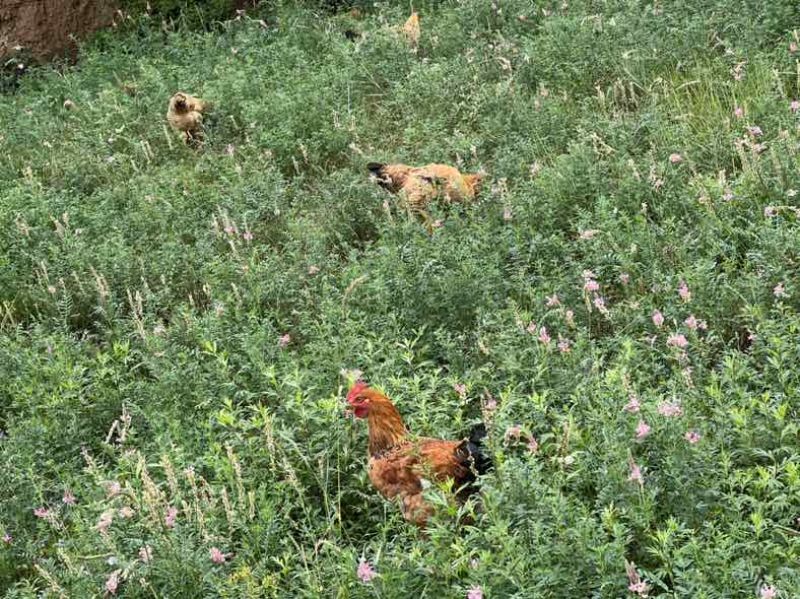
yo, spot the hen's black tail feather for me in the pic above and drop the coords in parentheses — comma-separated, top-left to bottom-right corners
(454, 423, 493, 500)
(465, 423, 492, 476)
(367, 162, 385, 176)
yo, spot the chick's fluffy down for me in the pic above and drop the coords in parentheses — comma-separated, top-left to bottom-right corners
(167, 92, 209, 141)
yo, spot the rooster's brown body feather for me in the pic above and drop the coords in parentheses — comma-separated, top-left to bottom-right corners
(347, 383, 490, 527)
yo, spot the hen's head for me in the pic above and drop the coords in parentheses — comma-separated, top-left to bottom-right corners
(171, 92, 188, 112)
(346, 381, 386, 418)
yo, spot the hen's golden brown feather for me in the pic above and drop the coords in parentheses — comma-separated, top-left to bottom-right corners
(167, 92, 209, 144)
(402, 12, 421, 48)
(368, 162, 485, 229)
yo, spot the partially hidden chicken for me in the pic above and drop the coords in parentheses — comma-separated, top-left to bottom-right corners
(402, 11, 421, 48)
(368, 162, 485, 222)
(166, 92, 210, 144)
(346, 381, 491, 527)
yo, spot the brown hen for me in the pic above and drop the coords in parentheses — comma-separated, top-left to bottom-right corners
(368, 162, 484, 229)
(166, 92, 210, 144)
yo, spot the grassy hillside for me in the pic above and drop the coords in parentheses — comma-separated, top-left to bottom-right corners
(2, 0, 800, 596)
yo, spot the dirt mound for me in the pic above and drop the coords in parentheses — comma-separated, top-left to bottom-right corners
(0, 0, 118, 61)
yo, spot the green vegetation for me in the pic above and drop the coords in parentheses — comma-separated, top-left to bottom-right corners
(2, 0, 800, 596)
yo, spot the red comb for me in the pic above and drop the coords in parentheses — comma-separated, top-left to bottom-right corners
(347, 381, 368, 403)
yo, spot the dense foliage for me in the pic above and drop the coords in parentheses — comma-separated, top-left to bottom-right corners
(2, 0, 800, 596)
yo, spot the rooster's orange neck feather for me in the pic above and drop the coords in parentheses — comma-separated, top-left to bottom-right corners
(365, 394, 407, 456)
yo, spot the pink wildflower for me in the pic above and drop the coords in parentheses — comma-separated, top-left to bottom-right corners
(242, 230, 253, 242)
(2, 533, 11, 544)
(308, 265, 320, 275)
(734, 106, 744, 118)
(652, 309, 664, 328)
(629, 580, 649, 595)
(97, 510, 114, 533)
(557, 337, 571, 353)
(105, 570, 120, 595)
(527, 436, 539, 453)
(210, 547, 227, 564)
(760, 585, 777, 599)
(579, 229, 600, 240)
(792, 41, 799, 53)
(593, 296, 609, 315)
(667, 333, 689, 348)
(684, 430, 701, 444)
(791, 100, 800, 113)
(62, 490, 76, 505)
(625, 560, 649, 596)
(619, 273, 630, 285)
(678, 281, 691, 302)
(33, 507, 50, 519)
(635, 420, 651, 440)
(584, 279, 600, 293)
(138, 546, 153, 563)
(684, 315, 699, 330)
(484, 396, 498, 412)
(278, 334, 291, 348)
(432, 219, 444, 229)
(546, 293, 561, 307)
(118, 506, 134, 519)
(164, 506, 178, 528)
(657, 401, 683, 417)
(565, 309, 575, 325)
(669, 153, 683, 164)
(105, 481, 121, 498)
(628, 460, 644, 485)
(623, 395, 641, 413)
(773, 282, 788, 298)
(357, 559, 377, 583)
(454, 383, 467, 399)
(538, 326, 551, 345)
(764, 206, 777, 218)
(467, 586, 483, 599)
(526, 320, 537, 334)
(223, 225, 235, 235)
(505, 424, 523, 442)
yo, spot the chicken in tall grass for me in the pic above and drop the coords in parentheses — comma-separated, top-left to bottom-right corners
(346, 381, 491, 527)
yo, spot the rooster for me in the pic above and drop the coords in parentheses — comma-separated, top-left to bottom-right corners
(346, 381, 491, 527)
(166, 92, 210, 145)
